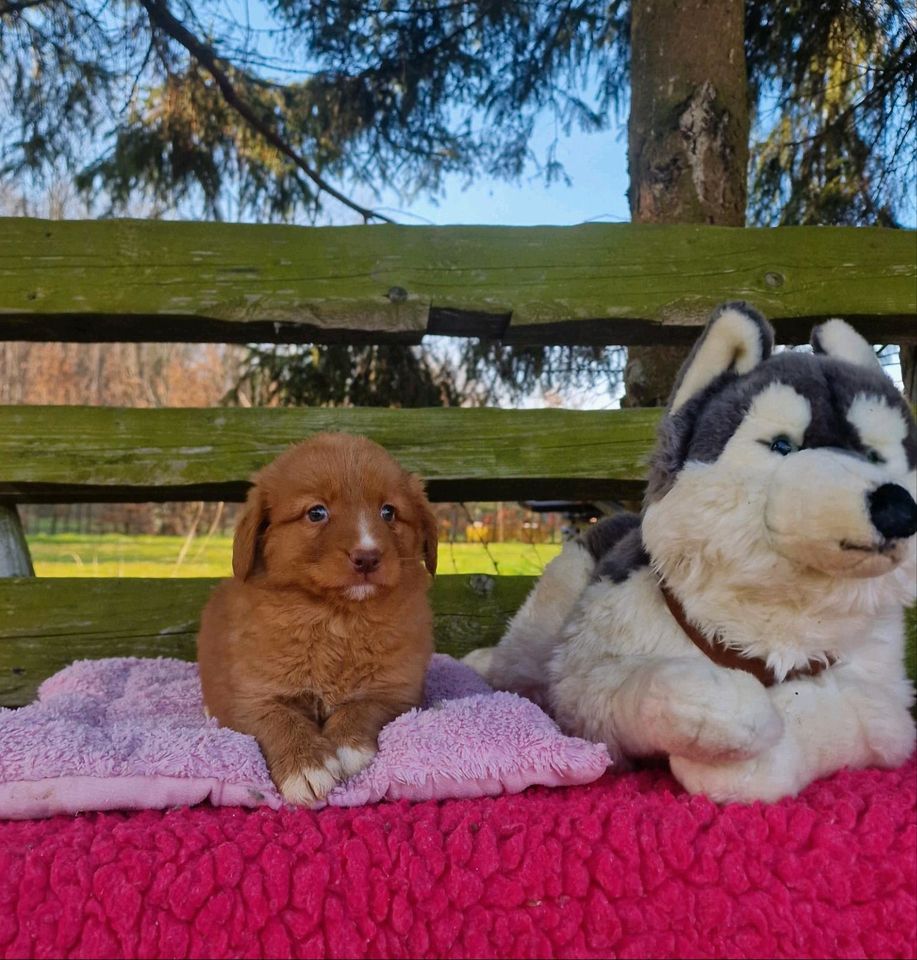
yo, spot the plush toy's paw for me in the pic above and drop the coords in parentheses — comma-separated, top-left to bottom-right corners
(462, 647, 495, 681)
(669, 732, 808, 804)
(639, 661, 784, 762)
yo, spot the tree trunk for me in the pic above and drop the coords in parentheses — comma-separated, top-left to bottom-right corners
(901, 344, 916, 406)
(0, 505, 34, 577)
(623, 0, 749, 407)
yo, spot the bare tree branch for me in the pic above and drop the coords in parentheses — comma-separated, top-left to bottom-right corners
(138, 0, 393, 223)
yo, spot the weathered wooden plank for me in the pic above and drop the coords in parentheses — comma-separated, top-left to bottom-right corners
(0, 577, 913, 709)
(0, 575, 534, 706)
(1, 219, 914, 345)
(0, 405, 660, 503)
(0, 505, 34, 577)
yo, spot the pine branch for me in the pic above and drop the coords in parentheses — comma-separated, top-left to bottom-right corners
(0, 0, 54, 13)
(137, 0, 393, 223)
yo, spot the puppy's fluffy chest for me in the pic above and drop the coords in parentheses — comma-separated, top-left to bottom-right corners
(238, 584, 431, 711)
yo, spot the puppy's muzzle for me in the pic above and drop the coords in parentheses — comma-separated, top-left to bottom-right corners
(868, 484, 917, 542)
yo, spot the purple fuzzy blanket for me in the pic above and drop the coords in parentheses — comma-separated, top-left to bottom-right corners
(0, 655, 610, 818)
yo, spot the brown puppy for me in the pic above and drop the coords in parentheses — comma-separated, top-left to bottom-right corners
(197, 433, 437, 805)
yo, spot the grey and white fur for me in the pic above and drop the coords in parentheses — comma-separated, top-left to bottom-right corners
(464, 303, 917, 803)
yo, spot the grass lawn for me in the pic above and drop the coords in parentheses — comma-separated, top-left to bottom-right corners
(28, 533, 562, 578)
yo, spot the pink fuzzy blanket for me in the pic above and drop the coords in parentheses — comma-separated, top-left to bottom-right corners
(0, 656, 610, 818)
(0, 757, 914, 959)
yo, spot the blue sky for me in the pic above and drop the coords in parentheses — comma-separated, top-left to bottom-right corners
(220, 0, 632, 228)
(368, 123, 632, 228)
(218, 2, 917, 230)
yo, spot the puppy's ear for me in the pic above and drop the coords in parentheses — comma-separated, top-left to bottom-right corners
(810, 319, 882, 373)
(233, 484, 268, 581)
(421, 502, 438, 576)
(408, 475, 438, 575)
(670, 302, 774, 413)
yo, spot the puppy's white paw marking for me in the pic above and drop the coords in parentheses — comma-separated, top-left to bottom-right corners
(280, 756, 342, 806)
(336, 744, 376, 778)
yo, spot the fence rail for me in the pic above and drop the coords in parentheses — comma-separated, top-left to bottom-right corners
(0, 575, 534, 706)
(2, 219, 914, 345)
(1, 218, 915, 706)
(0, 405, 660, 503)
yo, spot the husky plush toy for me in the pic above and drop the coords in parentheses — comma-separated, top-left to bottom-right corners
(466, 303, 917, 803)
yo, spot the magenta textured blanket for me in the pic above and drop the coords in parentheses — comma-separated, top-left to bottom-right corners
(0, 757, 914, 959)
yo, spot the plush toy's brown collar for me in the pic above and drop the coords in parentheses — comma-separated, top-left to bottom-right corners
(658, 581, 835, 688)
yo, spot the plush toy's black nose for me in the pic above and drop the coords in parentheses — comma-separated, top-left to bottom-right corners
(868, 484, 917, 540)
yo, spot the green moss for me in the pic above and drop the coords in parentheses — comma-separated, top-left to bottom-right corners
(1, 219, 913, 343)
(0, 406, 659, 503)
(0, 575, 537, 706)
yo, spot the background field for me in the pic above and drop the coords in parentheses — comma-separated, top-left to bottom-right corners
(29, 534, 562, 578)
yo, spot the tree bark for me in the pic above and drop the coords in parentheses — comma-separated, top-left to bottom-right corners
(623, 0, 749, 407)
(0, 505, 34, 577)
(901, 344, 916, 406)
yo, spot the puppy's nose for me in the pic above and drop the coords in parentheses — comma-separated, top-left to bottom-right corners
(868, 484, 917, 541)
(350, 548, 381, 574)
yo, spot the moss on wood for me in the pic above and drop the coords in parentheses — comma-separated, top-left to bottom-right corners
(0, 405, 660, 503)
(0, 575, 534, 706)
(1, 219, 913, 345)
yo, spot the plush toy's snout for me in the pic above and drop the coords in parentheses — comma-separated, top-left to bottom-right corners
(762, 447, 915, 578)
(869, 484, 917, 541)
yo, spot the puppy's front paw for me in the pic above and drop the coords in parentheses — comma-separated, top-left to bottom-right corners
(275, 753, 343, 806)
(335, 743, 377, 779)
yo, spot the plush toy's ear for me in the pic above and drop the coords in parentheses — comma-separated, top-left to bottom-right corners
(670, 302, 774, 413)
(810, 319, 882, 373)
(232, 484, 269, 580)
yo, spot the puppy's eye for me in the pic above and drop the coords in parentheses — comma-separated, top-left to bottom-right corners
(769, 435, 797, 456)
(866, 449, 885, 465)
(306, 505, 328, 523)
(380, 504, 396, 522)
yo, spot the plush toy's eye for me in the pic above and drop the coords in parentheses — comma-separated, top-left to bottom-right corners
(306, 505, 329, 523)
(866, 449, 885, 465)
(769, 436, 797, 456)
(380, 504, 396, 522)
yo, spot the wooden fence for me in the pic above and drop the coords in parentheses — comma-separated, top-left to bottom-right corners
(0, 218, 914, 706)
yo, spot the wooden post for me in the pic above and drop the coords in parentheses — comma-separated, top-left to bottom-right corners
(0, 504, 35, 577)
